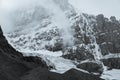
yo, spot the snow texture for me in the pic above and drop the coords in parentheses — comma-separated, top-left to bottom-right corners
(1, 0, 120, 79)
(101, 69, 120, 80)
(22, 50, 76, 73)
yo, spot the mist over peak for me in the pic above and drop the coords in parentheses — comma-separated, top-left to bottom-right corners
(0, 0, 73, 33)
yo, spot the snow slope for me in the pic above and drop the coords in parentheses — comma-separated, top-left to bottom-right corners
(21, 50, 90, 74)
(101, 69, 120, 80)
(103, 53, 120, 59)
(22, 50, 76, 73)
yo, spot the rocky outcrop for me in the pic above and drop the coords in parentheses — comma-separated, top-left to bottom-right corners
(62, 45, 94, 61)
(0, 26, 32, 80)
(0, 26, 23, 58)
(63, 69, 104, 80)
(22, 56, 49, 69)
(95, 14, 120, 55)
(102, 58, 120, 69)
(21, 68, 104, 80)
(77, 62, 103, 75)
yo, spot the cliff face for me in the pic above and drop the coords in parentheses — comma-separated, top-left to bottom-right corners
(0, 26, 47, 80)
(0, 26, 23, 58)
(0, 26, 28, 80)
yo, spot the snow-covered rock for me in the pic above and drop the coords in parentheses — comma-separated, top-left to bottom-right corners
(101, 69, 120, 80)
(1, 0, 120, 79)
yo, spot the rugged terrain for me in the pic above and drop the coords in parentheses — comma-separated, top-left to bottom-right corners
(0, 0, 120, 80)
(0, 26, 103, 80)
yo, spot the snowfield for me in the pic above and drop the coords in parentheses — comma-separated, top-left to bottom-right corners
(21, 50, 76, 73)
(22, 50, 120, 80)
(21, 50, 89, 74)
(103, 53, 120, 59)
(101, 69, 120, 80)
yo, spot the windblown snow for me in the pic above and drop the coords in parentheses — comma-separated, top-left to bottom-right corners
(0, 0, 74, 46)
(0, 0, 78, 73)
(0, 0, 104, 70)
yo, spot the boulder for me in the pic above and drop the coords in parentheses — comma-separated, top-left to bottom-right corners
(62, 46, 94, 61)
(63, 69, 104, 80)
(21, 68, 104, 80)
(22, 56, 48, 69)
(102, 58, 120, 69)
(77, 62, 103, 75)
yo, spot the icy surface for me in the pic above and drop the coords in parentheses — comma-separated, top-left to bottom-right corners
(103, 53, 120, 59)
(101, 69, 120, 80)
(22, 50, 90, 74)
(22, 50, 76, 73)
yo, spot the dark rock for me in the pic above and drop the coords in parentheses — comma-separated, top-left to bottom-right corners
(22, 56, 48, 69)
(21, 67, 63, 80)
(0, 46, 30, 80)
(96, 33, 106, 44)
(100, 43, 109, 55)
(102, 58, 120, 69)
(77, 62, 103, 75)
(63, 69, 104, 80)
(0, 26, 47, 80)
(0, 26, 23, 58)
(62, 46, 94, 61)
(95, 14, 120, 54)
(21, 68, 104, 80)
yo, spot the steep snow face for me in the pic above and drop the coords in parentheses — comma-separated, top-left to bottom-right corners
(4, 0, 103, 62)
(101, 69, 120, 80)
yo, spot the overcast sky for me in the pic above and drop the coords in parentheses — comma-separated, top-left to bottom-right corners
(0, 0, 120, 33)
(69, 0, 120, 19)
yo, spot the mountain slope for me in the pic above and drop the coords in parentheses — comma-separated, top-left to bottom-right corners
(0, 25, 104, 80)
(0, 26, 31, 80)
(1, 0, 120, 80)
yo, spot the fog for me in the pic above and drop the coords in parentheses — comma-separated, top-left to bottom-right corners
(0, 0, 37, 32)
(1, 0, 120, 33)
(69, 0, 120, 19)
(0, 0, 74, 45)
(0, 0, 70, 33)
